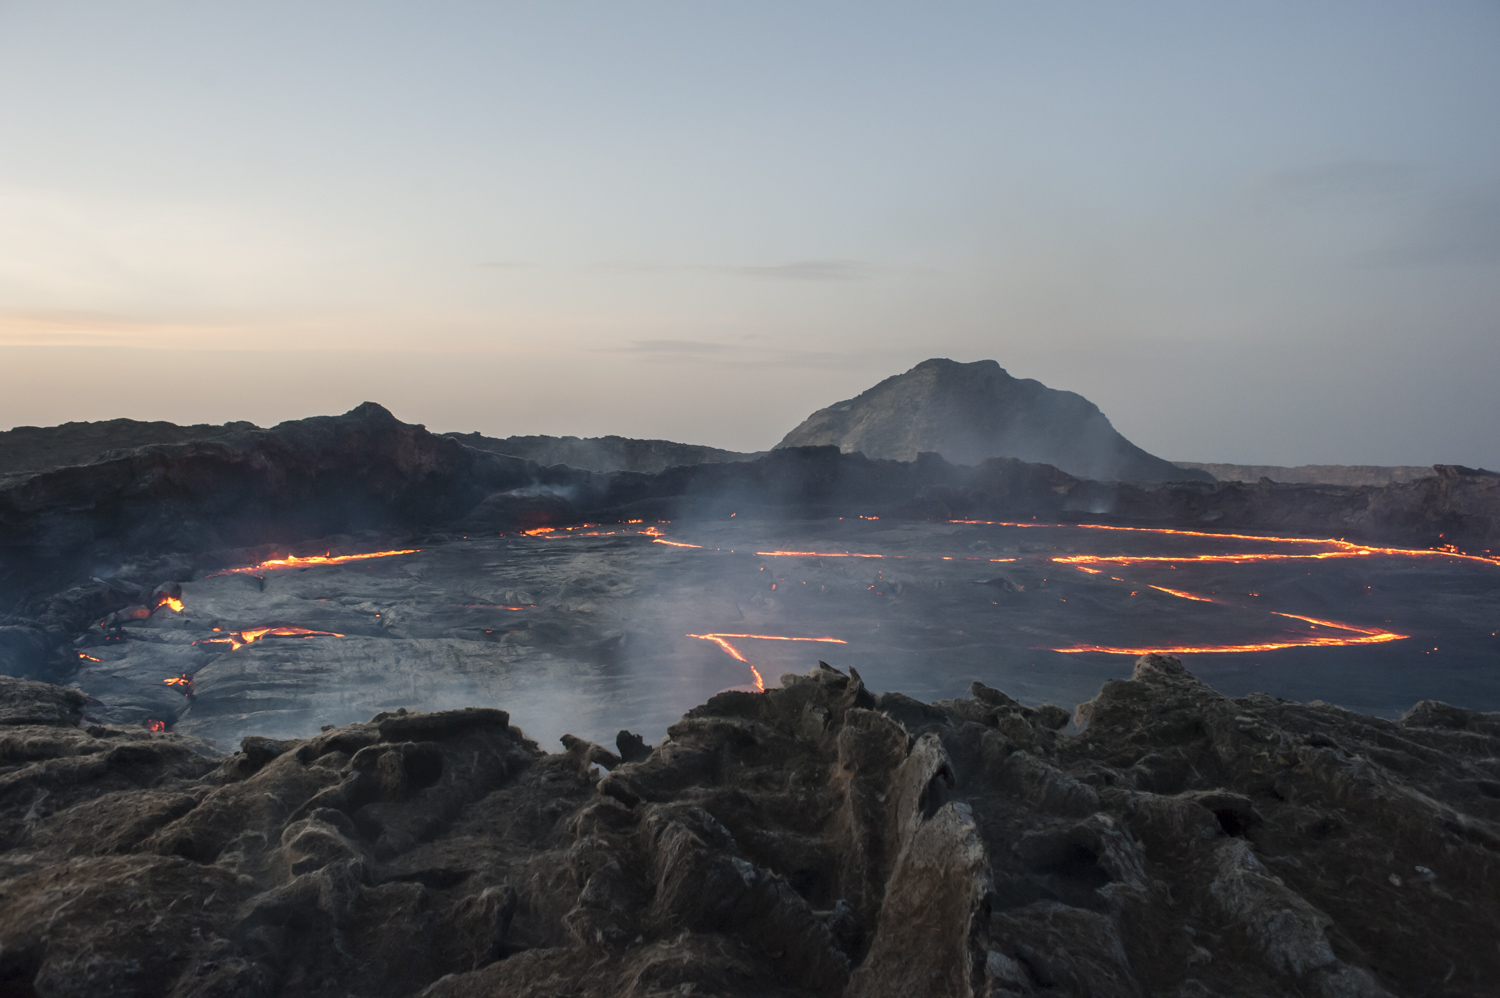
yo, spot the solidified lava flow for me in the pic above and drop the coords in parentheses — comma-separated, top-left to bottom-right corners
(83, 512, 1499, 750)
(515, 517, 1495, 659)
(210, 549, 422, 576)
(687, 633, 850, 691)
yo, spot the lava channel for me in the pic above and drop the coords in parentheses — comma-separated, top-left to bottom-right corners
(687, 633, 849, 692)
(210, 549, 421, 577)
(194, 626, 344, 651)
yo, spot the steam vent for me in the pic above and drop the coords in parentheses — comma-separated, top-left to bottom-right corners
(1, 392, 1498, 996)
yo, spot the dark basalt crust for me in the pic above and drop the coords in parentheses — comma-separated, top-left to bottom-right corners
(0, 658, 1495, 997)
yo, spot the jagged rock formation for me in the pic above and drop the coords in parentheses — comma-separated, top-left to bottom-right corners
(0, 658, 1495, 996)
(446, 432, 763, 474)
(1176, 463, 1441, 487)
(776, 359, 1211, 483)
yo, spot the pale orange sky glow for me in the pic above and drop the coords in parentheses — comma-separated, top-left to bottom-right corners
(2, 3, 1497, 464)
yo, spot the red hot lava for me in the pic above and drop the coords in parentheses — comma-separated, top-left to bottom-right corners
(210, 549, 421, 577)
(687, 633, 849, 692)
(194, 626, 344, 651)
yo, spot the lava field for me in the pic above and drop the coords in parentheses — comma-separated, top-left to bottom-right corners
(76, 517, 1500, 751)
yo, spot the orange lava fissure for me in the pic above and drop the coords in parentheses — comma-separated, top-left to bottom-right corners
(210, 549, 422, 577)
(194, 626, 344, 651)
(687, 633, 850, 692)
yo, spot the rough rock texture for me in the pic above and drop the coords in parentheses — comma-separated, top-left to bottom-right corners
(0, 418, 259, 480)
(0, 404, 590, 599)
(1100, 463, 1500, 553)
(446, 432, 764, 474)
(1, 658, 1496, 997)
(1174, 463, 1441, 487)
(776, 359, 1212, 483)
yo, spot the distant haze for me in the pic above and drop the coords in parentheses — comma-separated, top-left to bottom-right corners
(1, 3, 1497, 468)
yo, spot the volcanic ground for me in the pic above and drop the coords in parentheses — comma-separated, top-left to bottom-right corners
(71, 516, 1500, 751)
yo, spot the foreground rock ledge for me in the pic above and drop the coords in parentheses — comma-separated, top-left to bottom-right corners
(1, 661, 1497, 998)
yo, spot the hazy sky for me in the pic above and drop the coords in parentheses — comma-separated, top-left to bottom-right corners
(2, 2, 1497, 466)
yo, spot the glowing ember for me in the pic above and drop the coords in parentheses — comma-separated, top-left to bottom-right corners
(210, 549, 421, 576)
(146, 719, 166, 732)
(194, 626, 344, 651)
(687, 633, 849, 692)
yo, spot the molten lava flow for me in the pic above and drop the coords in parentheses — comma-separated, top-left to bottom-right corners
(78, 652, 101, 662)
(146, 719, 166, 732)
(754, 550, 887, 559)
(1057, 551, 1372, 567)
(1149, 585, 1215, 603)
(687, 633, 849, 692)
(653, 539, 704, 549)
(153, 595, 185, 613)
(1049, 605, 1407, 655)
(211, 550, 421, 576)
(947, 519, 1500, 568)
(194, 626, 344, 651)
(163, 673, 193, 691)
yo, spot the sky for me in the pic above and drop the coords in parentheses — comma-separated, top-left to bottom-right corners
(1, 2, 1497, 466)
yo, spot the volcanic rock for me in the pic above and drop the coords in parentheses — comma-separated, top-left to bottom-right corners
(0, 657, 1495, 996)
(0, 417, 259, 479)
(0, 403, 590, 594)
(447, 432, 764, 474)
(1174, 463, 1440, 487)
(776, 358, 1212, 483)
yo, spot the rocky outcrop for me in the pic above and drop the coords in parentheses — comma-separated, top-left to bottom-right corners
(446, 432, 764, 474)
(0, 417, 259, 480)
(1175, 463, 1442, 487)
(1098, 463, 1500, 553)
(0, 658, 1495, 997)
(776, 359, 1212, 483)
(0, 403, 590, 591)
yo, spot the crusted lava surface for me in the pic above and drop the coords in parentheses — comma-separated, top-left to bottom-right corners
(1, 657, 1496, 997)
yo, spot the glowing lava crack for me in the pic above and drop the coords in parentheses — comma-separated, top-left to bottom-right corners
(194, 626, 344, 651)
(687, 633, 849, 692)
(210, 549, 421, 576)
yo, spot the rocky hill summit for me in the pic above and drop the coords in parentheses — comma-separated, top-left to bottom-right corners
(777, 359, 1211, 483)
(0, 657, 1495, 996)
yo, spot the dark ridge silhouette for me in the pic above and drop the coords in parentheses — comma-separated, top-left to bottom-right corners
(0, 417, 259, 480)
(446, 431, 763, 473)
(1176, 462, 1449, 486)
(776, 358, 1213, 483)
